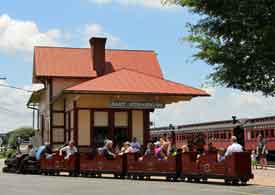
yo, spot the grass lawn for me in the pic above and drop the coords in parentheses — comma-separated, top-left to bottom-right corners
(0, 153, 6, 160)
(0, 149, 15, 160)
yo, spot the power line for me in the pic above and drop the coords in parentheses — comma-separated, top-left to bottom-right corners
(0, 83, 33, 93)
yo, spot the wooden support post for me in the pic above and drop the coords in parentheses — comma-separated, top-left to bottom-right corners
(109, 110, 114, 140)
(143, 110, 150, 148)
(128, 110, 132, 141)
(90, 109, 94, 147)
(32, 108, 35, 130)
(41, 115, 44, 144)
(73, 100, 78, 146)
(49, 79, 53, 145)
(37, 109, 40, 131)
(63, 98, 66, 144)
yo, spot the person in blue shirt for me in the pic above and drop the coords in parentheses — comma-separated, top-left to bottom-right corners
(131, 137, 141, 153)
(217, 148, 226, 162)
(35, 143, 53, 160)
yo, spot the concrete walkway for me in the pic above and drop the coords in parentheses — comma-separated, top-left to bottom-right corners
(0, 159, 274, 186)
(248, 169, 275, 187)
(0, 159, 4, 175)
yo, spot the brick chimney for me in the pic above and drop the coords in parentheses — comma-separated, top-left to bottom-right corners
(89, 37, 107, 76)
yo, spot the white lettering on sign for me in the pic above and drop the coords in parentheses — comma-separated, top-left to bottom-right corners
(110, 101, 165, 109)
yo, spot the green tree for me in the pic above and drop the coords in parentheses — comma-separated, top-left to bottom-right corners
(170, 0, 275, 96)
(6, 127, 35, 148)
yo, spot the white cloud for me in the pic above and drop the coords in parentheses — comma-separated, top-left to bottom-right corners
(83, 23, 126, 48)
(0, 14, 62, 54)
(87, 0, 176, 9)
(0, 80, 43, 133)
(151, 87, 275, 127)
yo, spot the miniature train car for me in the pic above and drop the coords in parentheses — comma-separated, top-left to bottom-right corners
(2, 154, 40, 174)
(126, 153, 180, 180)
(181, 152, 253, 184)
(79, 153, 125, 178)
(2, 151, 253, 185)
(40, 151, 78, 176)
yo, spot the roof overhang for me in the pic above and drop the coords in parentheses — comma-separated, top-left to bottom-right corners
(62, 69, 210, 105)
(27, 88, 45, 107)
(63, 90, 199, 105)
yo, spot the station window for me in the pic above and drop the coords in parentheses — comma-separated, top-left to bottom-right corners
(114, 127, 128, 146)
(93, 111, 109, 146)
(93, 127, 109, 147)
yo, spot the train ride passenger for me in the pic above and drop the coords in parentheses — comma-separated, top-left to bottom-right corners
(98, 139, 116, 160)
(168, 132, 177, 156)
(144, 142, 155, 157)
(59, 141, 78, 160)
(119, 141, 134, 155)
(208, 142, 217, 152)
(160, 133, 168, 145)
(131, 137, 141, 153)
(181, 145, 189, 153)
(196, 147, 206, 163)
(225, 136, 243, 157)
(155, 142, 169, 160)
(256, 134, 268, 169)
(217, 148, 226, 162)
(138, 142, 155, 161)
(18, 144, 36, 173)
(35, 143, 53, 160)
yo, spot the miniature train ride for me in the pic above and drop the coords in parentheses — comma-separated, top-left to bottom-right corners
(2, 150, 253, 185)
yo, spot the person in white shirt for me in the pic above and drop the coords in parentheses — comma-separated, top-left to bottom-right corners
(225, 136, 243, 157)
(59, 141, 78, 160)
(17, 144, 36, 173)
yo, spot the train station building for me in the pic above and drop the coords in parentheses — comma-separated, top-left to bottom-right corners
(27, 37, 209, 149)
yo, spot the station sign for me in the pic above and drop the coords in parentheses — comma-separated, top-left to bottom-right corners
(109, 101, 165, 109)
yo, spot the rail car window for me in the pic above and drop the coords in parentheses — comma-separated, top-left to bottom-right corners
(261, 130, 265, 138)
(228, 132, 232, 139)
(247, 130, 251, 140)
(271, 129, 275, 137)
(216, 132, 219, 139)
(265, 130, 269, 137)
(209, 133, 213, 140)
(221, 132, 226, 139)
(251, 131, 255, 139)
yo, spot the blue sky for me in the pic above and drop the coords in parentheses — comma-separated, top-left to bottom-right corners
(0, 0, 209, 86)
(0, 0, 274, 132)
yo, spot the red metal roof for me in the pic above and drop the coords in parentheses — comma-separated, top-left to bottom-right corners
(34, 47, 97, 78)
(65, 69, 209, 96)
(34, 47, 163, 80)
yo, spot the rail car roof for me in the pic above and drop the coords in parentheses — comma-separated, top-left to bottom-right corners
(151, 115, 275, 134)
